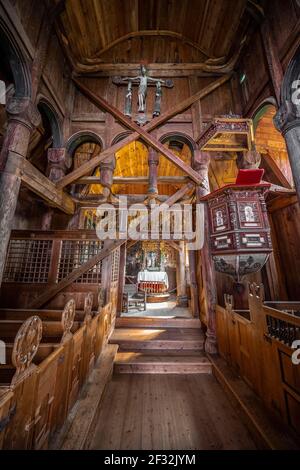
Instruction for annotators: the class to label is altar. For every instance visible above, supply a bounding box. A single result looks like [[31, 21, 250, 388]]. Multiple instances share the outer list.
[[137, 270, 169, 302]]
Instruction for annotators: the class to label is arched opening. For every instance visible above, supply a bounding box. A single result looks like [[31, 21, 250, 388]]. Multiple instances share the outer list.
[[254, 103, 293, 187]]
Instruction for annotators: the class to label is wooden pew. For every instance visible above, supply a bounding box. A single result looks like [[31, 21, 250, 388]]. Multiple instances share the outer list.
[[0, 291, 110, 449]]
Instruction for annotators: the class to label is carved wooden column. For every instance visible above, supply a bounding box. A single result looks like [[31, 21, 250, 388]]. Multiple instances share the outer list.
[[42, 148, 69, 229], [193, 150, 218, 354], [100, 155, 116, 200], [0, 97, 40, 284], [148, 147, 159, 197], [117, 243, 127, 316], [274, 102, 300, 203], [176, 240, 188, 307]]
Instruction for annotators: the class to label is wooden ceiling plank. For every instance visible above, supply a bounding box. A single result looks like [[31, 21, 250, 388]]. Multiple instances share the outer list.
[[56, 74, 231, 189]]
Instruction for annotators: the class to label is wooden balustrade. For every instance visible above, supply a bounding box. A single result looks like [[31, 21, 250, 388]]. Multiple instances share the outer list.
[[0, 230, 104, 309], [216, 284, 300, 438], [0, 292, 114, 449]]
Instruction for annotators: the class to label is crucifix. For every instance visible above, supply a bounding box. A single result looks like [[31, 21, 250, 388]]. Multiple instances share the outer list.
[[113, 64, 173, 124]]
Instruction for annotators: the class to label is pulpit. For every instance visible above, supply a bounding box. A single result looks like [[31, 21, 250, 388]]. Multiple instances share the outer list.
[[200, 169, 273, 282]]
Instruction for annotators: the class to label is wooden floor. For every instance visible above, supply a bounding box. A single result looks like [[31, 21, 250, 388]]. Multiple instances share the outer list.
[[88, 373, 257, 450]]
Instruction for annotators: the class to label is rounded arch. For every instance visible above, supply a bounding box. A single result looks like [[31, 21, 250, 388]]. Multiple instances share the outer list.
[[252, 98, 277, 131], [37, 98, 63, 148], [65, 131, 104, 156], [0, 17, 31, 98], [159, 132, 197, 154], [281, 44, 300, 103], [111, 131, 132, 146]]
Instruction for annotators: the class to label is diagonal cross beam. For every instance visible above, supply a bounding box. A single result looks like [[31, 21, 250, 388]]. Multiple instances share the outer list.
[[29, 239, 126, 309], [71, 78, 201, 184], [57, 74, 231, 189]]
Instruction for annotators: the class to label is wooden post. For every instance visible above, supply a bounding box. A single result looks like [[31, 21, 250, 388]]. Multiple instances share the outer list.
[[193, 150, 218, 354], [148, 147, 159, 197], [176, 241, 188, 307], [101, 240, 113, 304], [117, 243, 127, 316], [0, 97, 40, 285], [100, 155, 116, 200], [42, 148, 68, 229], [188, 249, 200, 318]]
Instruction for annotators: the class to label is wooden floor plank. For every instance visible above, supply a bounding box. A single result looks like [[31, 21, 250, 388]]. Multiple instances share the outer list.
[[88, 374, 257, 450]]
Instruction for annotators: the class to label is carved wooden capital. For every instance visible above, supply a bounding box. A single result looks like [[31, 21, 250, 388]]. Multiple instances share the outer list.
[[47, 148, 70, 182], [274, 100, 300, 134], [6, 96, 41, 130], [192, 150, 210, 173]]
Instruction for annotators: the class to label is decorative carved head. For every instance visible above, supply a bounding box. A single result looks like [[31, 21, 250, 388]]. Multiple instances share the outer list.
[[12, 316, 43, 383], [224, 294, 233, 312], [248, 282, 265, 302], [61, 298, 76, 342]]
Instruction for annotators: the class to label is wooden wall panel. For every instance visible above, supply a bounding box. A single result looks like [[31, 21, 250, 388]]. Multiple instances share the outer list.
[[43, 34, 68, 113], [272, 203, 300, 300], [239, 28, 269, 113], [266, 0, 300, 56], [13, 0, 46, 49], [200, 81, 233, 116], [72, 78, 109, 116]]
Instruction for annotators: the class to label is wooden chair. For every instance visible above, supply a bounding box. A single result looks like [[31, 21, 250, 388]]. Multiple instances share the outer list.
[[122, 284, 146, 313]]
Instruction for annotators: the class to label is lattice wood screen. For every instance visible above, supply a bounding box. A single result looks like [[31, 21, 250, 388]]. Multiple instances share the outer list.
[[111, 247, 120, 283], [57, 240, 103, 283], [3, 239, 52, 283]]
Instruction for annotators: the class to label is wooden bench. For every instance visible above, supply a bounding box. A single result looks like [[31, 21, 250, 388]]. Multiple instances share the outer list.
[[122, 284, 146, 313]]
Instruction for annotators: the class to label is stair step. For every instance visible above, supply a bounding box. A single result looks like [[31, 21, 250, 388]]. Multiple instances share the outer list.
[[110, 327, 204, 351], [116, 317, 202, 329], [114, 352, 212, 374]]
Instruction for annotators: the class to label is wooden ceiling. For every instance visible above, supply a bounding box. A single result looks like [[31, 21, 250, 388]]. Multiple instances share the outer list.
[[55, 0, 249, 66]]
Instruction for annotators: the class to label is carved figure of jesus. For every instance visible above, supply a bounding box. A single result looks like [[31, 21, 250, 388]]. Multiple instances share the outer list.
[[122, 65, 165, 113]]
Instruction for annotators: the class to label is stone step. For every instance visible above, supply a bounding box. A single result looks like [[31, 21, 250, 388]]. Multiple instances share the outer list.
[[116, 317, 202, 329], [114, 351, 212, 374]]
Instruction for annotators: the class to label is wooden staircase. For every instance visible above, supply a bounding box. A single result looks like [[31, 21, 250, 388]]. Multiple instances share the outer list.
[[110, 317, 211, 374]]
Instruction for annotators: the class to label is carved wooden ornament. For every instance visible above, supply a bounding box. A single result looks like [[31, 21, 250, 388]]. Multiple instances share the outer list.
[[12, 315, 43, 382], [84, 292, 94, 324], [61, 298, 76, 342]]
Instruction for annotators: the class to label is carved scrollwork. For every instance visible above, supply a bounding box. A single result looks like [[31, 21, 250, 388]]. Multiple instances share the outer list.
[[11, 316, 43, 383], [61, 298, 76, 342], [84, 292, 94, 324]]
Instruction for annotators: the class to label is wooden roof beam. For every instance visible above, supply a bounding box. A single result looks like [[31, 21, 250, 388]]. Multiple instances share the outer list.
[[56, 74, 231, 189], [5, 153, 75, 215]]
